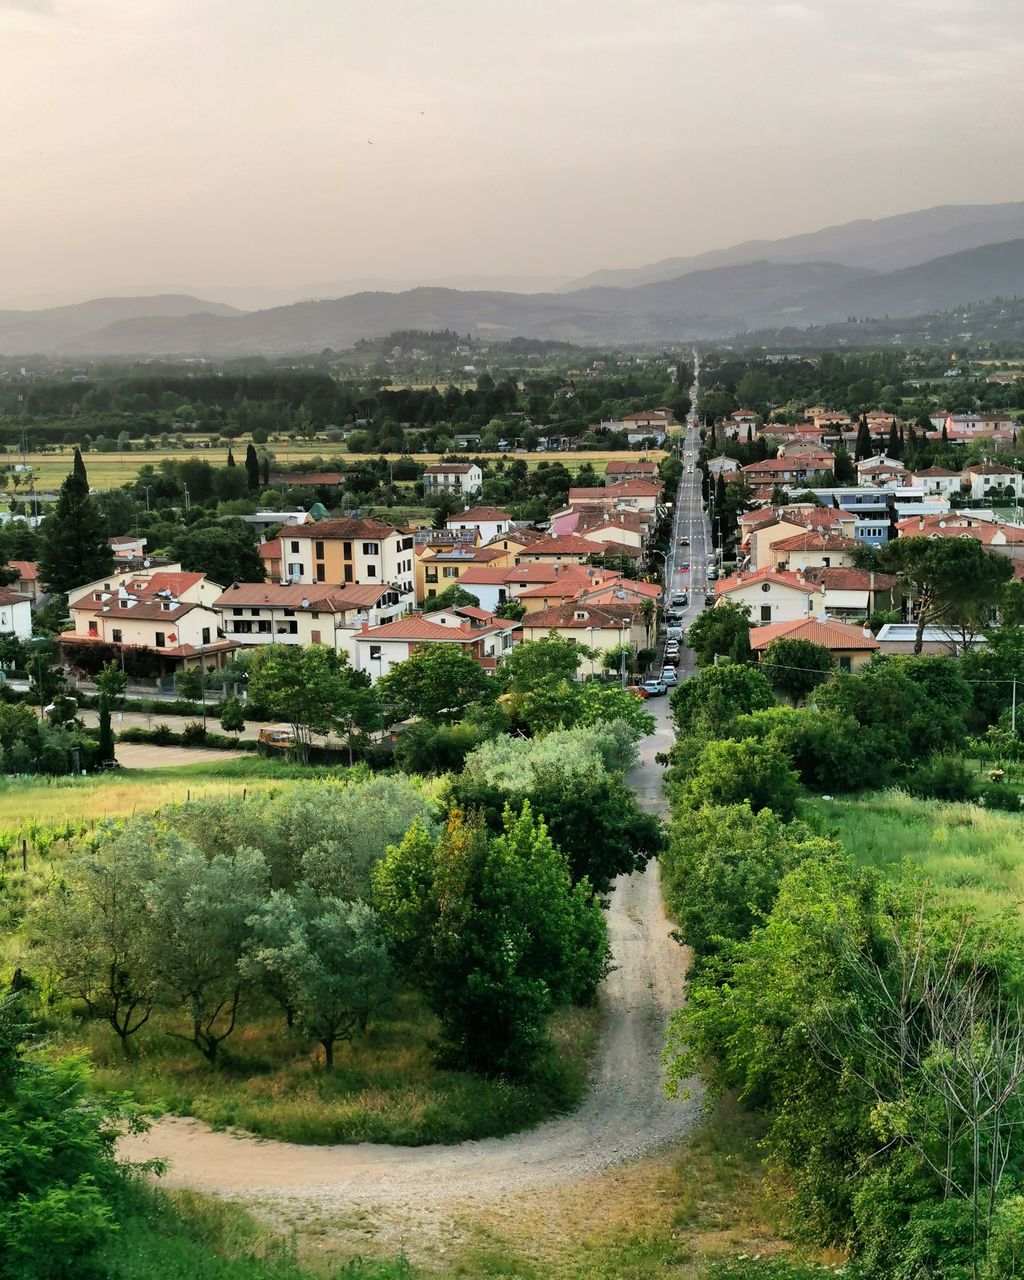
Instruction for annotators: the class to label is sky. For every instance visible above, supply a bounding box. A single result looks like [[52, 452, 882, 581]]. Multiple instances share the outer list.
[[2, 0, 1024, 306]]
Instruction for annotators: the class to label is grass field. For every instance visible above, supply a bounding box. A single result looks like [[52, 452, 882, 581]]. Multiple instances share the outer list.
[[811, 790, 1024, 918], [12, 446, 666, 492]]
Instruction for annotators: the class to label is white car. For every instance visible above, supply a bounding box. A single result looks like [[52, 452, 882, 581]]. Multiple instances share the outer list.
[[661, 669, 679, 686], [666, 625, 683, 640]]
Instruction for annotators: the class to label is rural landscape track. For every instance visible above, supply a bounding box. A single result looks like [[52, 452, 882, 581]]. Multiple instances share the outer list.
[[119, 699, 700, 1214]]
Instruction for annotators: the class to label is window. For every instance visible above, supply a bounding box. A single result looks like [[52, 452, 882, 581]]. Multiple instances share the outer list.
[[232, 607, 243, 616], [283, 608, 295, 617], [250, 608, 261, 616], [822, 557, 831, 567], [425, 569, 438, 583], [202, 627, 211, 645], [290, 540, 300, 553], [311, 630, 321, 644], [111, 629, 122, 643], [257, 621, 271, 634], [343, 541, 352, 559], [366, 565, 377, 578], [88, 621, 98, 636], [155, 631, 166, 647], [343, 564, 353, 583], [316, 564, 325, 582], [362, 542, 379, 555], [839, 656, 852, 673], [315, 540, 324, 558], [443, 567, 458, 579], [234, 620, 253, 634], [369, 644, 381, 660]]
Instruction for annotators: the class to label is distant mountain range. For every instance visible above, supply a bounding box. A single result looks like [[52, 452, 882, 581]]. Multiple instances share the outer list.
[[5, 203, 1024, 356]]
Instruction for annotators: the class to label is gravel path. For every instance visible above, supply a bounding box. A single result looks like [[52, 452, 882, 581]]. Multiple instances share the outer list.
[[118, 689, 698, 1214]]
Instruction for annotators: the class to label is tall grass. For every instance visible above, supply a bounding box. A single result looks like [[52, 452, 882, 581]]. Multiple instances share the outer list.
[[810, 790, 1024, 917]]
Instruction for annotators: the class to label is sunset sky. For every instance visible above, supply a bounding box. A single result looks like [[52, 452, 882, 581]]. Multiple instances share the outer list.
[[3, 0, 1023, 305]]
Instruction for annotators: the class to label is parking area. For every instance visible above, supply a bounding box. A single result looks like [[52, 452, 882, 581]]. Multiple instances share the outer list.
[[113, 744, 249, 769]]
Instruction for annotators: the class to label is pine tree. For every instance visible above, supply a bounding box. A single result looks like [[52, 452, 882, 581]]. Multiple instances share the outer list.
[[245, 444, 260, 491], [854, 416, 872, 462], [38, 449, 112, 595]]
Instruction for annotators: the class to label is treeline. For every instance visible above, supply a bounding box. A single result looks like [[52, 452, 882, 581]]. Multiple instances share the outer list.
[[660, 658, 1024, 1277]]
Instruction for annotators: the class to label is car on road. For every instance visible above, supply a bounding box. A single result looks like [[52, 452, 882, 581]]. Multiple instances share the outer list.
[[671, 592, 686, 606], [661, 669, 678, 686], [706, 565, 718, 579], [678, 536, 689, 545], [680, 562, 690, 573], [666, 625, 683, 640], [664, 645, 680, 661], [640, 680, 668, 697], [704, 591, 716, 606]]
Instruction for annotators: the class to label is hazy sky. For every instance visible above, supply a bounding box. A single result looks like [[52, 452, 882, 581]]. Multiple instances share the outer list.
[[3, 0, 1024, 305]]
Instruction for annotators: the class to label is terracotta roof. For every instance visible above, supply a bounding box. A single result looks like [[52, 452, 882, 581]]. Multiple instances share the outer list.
[[716, 568, 818, 596], [912, 467, 960, 478], [0, 589, 30, 607], [356, 615, 497, 643], [110, 535, 144, 546], [520, 535, 598, 556], [297, 518, 401, 540], [134, 571, 207, 596], [424, 463, 477, 475], [604, 459, 657, 474], [965, 463, 1023, 476], [803, 567, 897, 592], [523, 602, 635, 630], [459, 566, 515, 585], [742, 457, 827, 474], [213, 582, 395, 610], [749, 617, 880, 652], [606, 480, 663, 496], [6, 560, 37, 580], [259, 539, 282, 559], [780, 506, 848, 529], [276, 472, 344, 486], [771, 531, 859, 553], [446, 507, 512, 522], [96, 600, 198, 622]]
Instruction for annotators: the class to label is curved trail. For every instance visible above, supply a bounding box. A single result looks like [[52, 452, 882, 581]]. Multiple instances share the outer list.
[[120, 439, 707, 1213]]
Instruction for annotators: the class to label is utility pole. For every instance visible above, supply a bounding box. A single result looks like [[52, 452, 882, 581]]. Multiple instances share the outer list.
[[1013, 677, 1017, 737]]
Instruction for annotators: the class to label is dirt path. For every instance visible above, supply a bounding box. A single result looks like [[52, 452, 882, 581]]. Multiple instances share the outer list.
[[119, 698, 698, 1217]]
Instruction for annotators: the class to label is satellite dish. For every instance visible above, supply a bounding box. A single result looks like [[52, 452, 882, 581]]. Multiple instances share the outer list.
[[301, 598, 310, 609], [939, 520, 947, 528]]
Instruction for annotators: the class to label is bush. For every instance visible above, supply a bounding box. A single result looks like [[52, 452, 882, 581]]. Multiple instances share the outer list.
[[180, 721, 207, 747], [904, 755, 977, 802], [979, 784, 1024, 812], [117, 726, 256, 752]]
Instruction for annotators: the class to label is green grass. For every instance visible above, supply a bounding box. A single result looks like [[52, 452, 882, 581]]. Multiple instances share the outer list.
[[68, 999, 599, 1147], [809, 790, 1024, 918], [102, 1183, 413, 1279]]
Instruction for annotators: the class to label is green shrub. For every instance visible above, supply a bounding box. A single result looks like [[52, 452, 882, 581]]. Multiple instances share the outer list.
[[979, 783, 1024, 812], [180, 721, 207, 747], [904, 755, 977, 802]]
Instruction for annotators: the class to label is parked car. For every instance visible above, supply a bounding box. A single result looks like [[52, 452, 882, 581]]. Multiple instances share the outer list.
[[680, 562, 690, 572], [640, 680, 668, 697], [666, 625, 683, 640], [664, 644, 680, 660], [661, 669, 679, 686]]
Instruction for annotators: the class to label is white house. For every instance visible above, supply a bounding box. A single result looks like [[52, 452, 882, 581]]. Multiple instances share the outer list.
[[0, 590, 33, 642], [965, 462, 1024, 501], [911, 467, 962, 499], [715, 568, 818, 626], [352, 607, 517, 681], [423, 462, 483, 496], [445, 506, 513, 544]]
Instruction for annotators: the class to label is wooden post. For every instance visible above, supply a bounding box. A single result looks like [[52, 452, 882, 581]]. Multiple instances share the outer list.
[[21, 839, 27, 873]]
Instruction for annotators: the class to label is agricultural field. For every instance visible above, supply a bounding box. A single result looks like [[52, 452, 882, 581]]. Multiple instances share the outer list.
[[6, 445, 666, 492], [812, 789, 1024, 919]]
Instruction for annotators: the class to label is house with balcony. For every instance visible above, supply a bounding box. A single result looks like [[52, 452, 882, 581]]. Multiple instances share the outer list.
[[416, 544, 507, 604], [604, 459, 659, 483], [444, 506, 513, 543], [911, 467, 962, 499], [279, 519, 416, 597], [770, 530, 859, 572], [965, 462, 1024, 502], [422, 462, 483, 496], [212, 581, 411, 662], [352, 606, 518, 681], [60, 571, 233, 676]]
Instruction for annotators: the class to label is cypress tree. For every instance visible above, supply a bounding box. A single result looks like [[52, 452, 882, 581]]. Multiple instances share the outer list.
[[886, 420, 901, 459], [38, 449, 112, 595], [96, 694, 115, 763], [261, 455, 270, 486], [854, 415, 872, 462], [226, 447, 236, 467], [245, 444, 260, 491]]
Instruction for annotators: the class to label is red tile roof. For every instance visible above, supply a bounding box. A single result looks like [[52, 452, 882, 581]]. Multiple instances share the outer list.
[[424, 463, 477, 475], [523, 602, 635, 630], [259, 538, 282, 559], [803, 567, 897, 592], [771, 531, 859, 553], [716, 568, 817, 596], [297, 518, 401, 540], [749, 617, 879, 651], [213, 582, 395, 610], [446, 507, 512, 522], [521, 535, 600, 556], [276, 472, 344, 486], [6, 560, 37, 580], [357, 615, 498, 643]]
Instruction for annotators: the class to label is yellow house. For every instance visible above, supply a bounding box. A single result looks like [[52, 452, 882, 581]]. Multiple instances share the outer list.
[[748, 616, 879, 674], [519, 601, 643, 677], [284, 519, 416, 597]]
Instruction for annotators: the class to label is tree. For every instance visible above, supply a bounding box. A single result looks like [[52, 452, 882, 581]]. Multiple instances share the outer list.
[[661, 803, 840, 963], [686, 601, 752, 667], [219, 695, 245, 739], [243, 890, 394, 1067], [248, 644, 375, 761], [428, 582, 481, 611], [226, 446, 236, 467], [878, 537, 1012, 654], [0, 993, 129, 1277], [682, 736, 801, 820], [494, 598, 526, 621], [36, 828, 158, 1055], [759, 637, 837, 703], [831, 443, 855, 484], [378, 644, 491, 725], [175, 665, 204, 704], [94, 660, 127, 706], [374, 804, 609, 1076], [670, 661, 774, 738], [146, 838, 268, 1065], [96, 697, 115, 763], [170, 522, 264, 585], [37, 449, 111, 595], [244, 443, 260, 491], [854, 415, 872, 462]]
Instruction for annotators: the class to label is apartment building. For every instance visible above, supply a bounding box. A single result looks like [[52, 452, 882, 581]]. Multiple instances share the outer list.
[[280, 519, 416, 596]]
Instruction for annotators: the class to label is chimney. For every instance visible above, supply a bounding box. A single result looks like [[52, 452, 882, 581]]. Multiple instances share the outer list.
[[360, 621, 369, 634]]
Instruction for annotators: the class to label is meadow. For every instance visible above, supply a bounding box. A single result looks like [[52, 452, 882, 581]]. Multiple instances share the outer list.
[[810, 789, 1024, 918]]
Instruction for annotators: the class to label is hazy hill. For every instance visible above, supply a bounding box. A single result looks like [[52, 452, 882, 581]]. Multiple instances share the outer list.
[[563, 202, 1024, 290], [0, 295, 242, 355], [6, 238, 1024, 356]]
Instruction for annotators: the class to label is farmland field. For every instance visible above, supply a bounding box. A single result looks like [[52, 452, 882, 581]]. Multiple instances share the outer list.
[[6, 445, 666, 492]]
